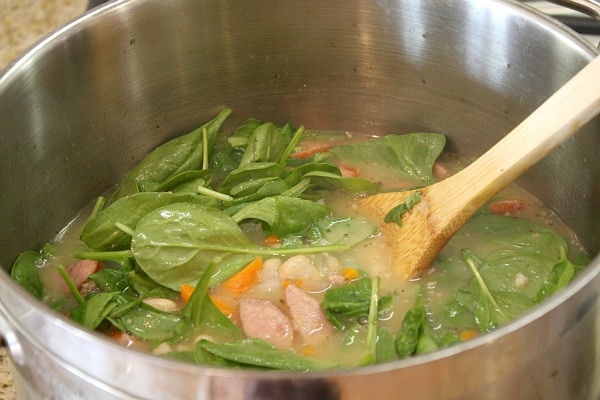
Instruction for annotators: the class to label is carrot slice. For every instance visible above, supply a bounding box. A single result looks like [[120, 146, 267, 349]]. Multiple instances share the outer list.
[[265, 234, 281, 245], [341, 267, 360, 281], [209, 294, 234, 318], [222, 257, 263, 294], [459, 329, 479, 341], [180, 283, 195, 305]]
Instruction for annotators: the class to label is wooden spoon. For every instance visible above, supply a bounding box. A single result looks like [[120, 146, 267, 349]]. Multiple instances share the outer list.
[[358, 55, 600, 280]]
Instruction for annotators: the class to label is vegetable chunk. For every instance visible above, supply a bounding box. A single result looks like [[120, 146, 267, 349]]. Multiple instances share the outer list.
[[239, 298, 294, 350]]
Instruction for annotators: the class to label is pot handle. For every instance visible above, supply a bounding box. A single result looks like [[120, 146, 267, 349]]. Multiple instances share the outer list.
[[526, 0, 600, 21]]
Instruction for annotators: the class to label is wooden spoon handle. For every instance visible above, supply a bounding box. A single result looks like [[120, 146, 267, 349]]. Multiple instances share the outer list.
[[436, 55, 600, 223]]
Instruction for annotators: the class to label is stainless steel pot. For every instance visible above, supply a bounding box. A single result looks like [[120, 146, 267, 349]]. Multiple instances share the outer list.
[[0, 0, 598, 399]]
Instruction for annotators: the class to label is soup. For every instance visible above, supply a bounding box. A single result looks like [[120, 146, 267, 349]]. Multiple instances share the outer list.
[[10, 108, 588, 370]]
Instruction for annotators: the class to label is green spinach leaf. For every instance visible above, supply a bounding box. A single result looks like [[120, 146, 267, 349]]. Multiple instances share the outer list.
[[330, 133, 446, 185], [131, 203, 349, 290], [384, 191, 422, 226], [10, 251, 44, 300], [231, 196, 330, 237], [131, 203, 259, 290], [116, 304, 182, 341], [536, 247, 576, 302], [70, 292, 121, 329], [109, 108, 232, 202], [311, 216, 378, 247], [303, 170, 381, 194], [154, 170, 213, 193], [81, 192, 219, 251], [219, 162, 287, 194], [239, 122, 288, 166], [395, 288, 426, 357], [197, 338, 335, 371]]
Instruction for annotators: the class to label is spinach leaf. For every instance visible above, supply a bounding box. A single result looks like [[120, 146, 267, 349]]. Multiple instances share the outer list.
[[454, 249, 535, 332], [536, 247, 576, 302], [311, 216, 378, 247], [330, 133, 446, 185], [230, 118, 263, 140], [447, 214, 569, 261], [116, 304, 182, 341], [10, 251, 44, 299], [89, 267, 131, 293], [395, 287, 454, 357], [479, 250, 561, 300], [70, 292, 121, 329], [131, 203, 259, 290], [231, 196, 330, 237], [219, 162, 287, 194], [384, 191, 422, 226], [375, 328, 398, 363], [239, 122, 288, 166], [284, 162, 341, 187], [303, 170, 381, 194], [197, 338, 335, 371], [175, 259, 243, 343], [131, 203, 349, 290], [322, 277, 391, 330], [81, 192, 219, 251], [109, 108, 232, 202], [323, 278, 372, 329], [395, 288, 426, 357], [227, 178, 290, 206], [154, 170, 213, 193]]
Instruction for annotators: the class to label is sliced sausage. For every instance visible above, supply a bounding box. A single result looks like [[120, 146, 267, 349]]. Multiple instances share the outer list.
[[239, 298, 294, 350], [285, 284, 332, 346], [65, 259, 103, 289], [489, 199, 526, 216]]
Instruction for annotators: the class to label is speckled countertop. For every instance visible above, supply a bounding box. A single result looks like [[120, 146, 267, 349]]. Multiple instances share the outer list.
[[0, 1, 88, 397]]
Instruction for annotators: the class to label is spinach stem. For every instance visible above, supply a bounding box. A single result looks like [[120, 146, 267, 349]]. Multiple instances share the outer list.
[[114, 222, 136, 237], [366, 275, 380, 356], [56, 264, 85, 305], [202, 126, 209, 171], [196, 186, 234, 202], [86, 196, 106, 223], [278, 126, 305, 166], [462, 249, 509, 321], [74, 250, 133, 261], [150, 243, 350, 256], [281, 178, 311, 197]]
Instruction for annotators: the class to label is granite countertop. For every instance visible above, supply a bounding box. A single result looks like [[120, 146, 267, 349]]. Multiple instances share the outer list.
[[0, 1, 89, 397]]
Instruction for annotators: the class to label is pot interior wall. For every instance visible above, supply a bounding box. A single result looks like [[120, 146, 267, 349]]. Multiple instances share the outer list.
[[1, 0, 599, 267]]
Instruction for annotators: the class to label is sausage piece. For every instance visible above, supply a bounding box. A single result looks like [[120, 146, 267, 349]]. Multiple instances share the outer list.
[[285, 284, 332, 346], [239, 298, 294, 350]]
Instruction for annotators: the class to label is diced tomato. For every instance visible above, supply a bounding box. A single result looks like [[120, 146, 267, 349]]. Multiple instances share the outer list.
[[488, 199, 525, 215]]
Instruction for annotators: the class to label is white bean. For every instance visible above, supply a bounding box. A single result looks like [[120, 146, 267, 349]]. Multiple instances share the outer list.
[[278, 255, 321, 281], [143, 297, 178, 312]]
